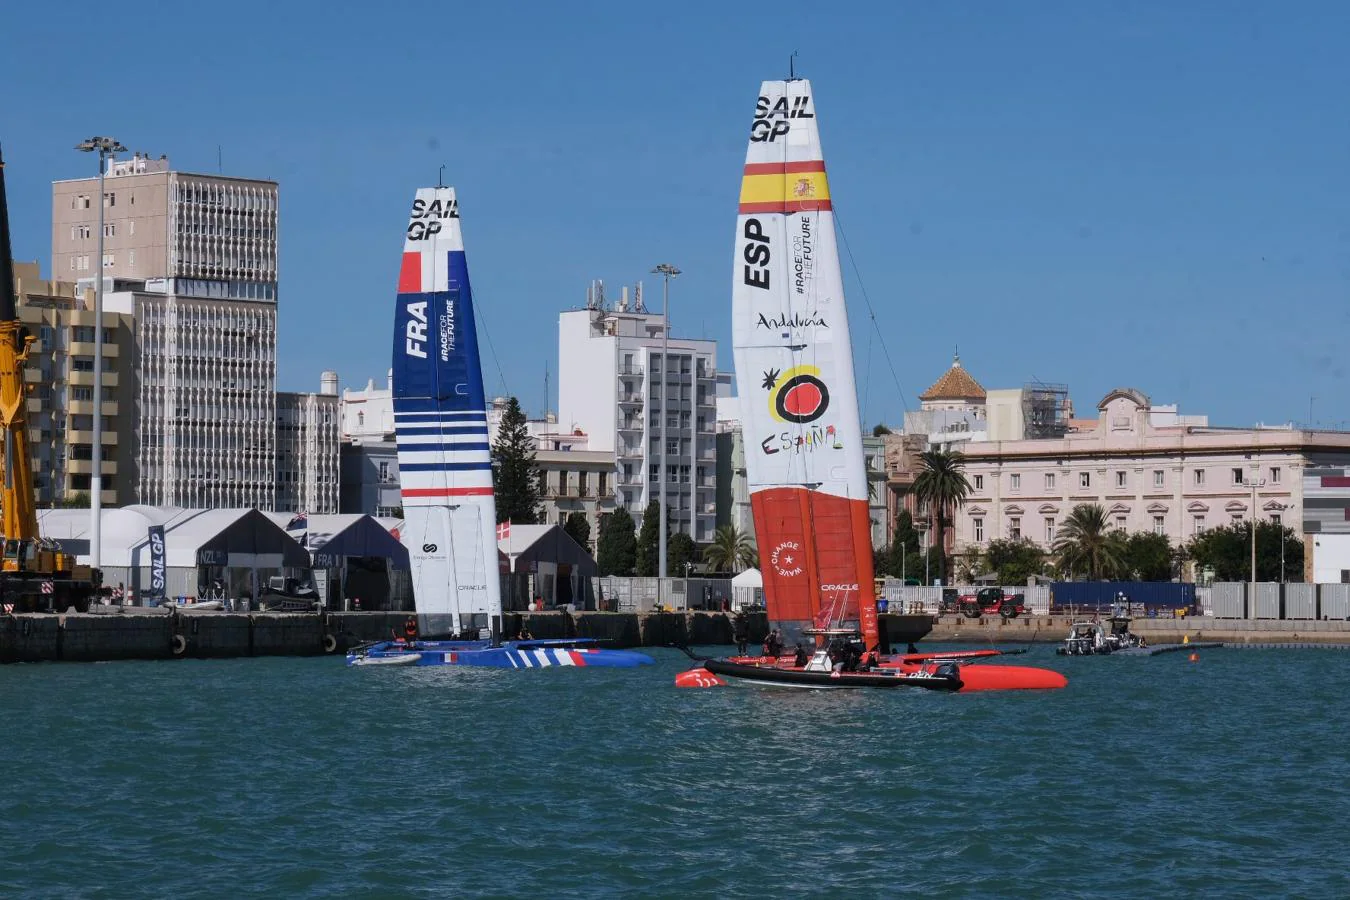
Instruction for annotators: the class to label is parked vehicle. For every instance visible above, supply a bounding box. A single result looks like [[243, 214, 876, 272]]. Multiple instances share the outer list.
[[944, 586, 1027, 620]]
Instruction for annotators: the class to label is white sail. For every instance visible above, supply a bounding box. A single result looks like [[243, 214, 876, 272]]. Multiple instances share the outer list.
[[391, 188, 501, 636], [730, 79, 877, 642]]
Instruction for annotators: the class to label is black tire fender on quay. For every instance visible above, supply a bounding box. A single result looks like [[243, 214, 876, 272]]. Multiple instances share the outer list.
[[322, 633, 338, 654], [171, 634, 187, 656]]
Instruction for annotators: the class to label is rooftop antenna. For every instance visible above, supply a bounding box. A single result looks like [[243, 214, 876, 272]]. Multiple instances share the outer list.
[[437, 165, 446, 189], [789, 50, 799, 81]]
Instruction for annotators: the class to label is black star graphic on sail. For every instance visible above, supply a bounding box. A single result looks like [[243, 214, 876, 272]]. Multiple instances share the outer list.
[[761, 368, 780, 391]]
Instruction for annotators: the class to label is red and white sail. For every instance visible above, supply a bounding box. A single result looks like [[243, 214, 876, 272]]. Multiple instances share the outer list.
[[731, 79, 877, 647]]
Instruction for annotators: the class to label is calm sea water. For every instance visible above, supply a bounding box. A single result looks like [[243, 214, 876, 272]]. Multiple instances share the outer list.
[[2, 646, 1348, 898]]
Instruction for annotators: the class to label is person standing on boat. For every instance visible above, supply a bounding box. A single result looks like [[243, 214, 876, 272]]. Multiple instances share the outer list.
[[733, 613, 749, 656], [793, 643, 808, 667], [764, 627, 784, 659]]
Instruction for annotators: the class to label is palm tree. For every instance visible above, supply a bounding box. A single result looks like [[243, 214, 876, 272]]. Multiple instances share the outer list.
[[911, 450, 972, 584], [1052, 503, 1125, 580], [703, 524, 757, 573]]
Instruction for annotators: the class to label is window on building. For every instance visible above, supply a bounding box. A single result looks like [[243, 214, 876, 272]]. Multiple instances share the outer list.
[[973, 474, 984, 491], [129, 220, 135, 235], [1115, 515, 1127, 530], [1079, 472, 1090, 489], [103, 253, 114, 269], [1008, 517, 1021, 540], [1153, 515, 1165, 535], [1271, 513, 1281, 525], [1194, 469, 1205, 486], [103, 192, 115, 207], [129, 249, 135, 267], [1010, 473, 1020, 491], [599, 472, 608, 495], [971, 517, 984, 542], [1115, 471, 1127, 488], [1232, 514, 1243, 524], [103, 223, 115, 237], [71, 386, 93, 402], [1231, 467, 1244, 485], [378, 461, 390, 482], [1194, 516, 1206, 535], [70, 257, 76, 271], [1270, 466, 1282, 484], [1153, 470, 1164, 488], [666, 439, 679, 455], [1044, 517, 1055, 542], [578, 472, 589, 496], [1045, 473, 1055, 490]]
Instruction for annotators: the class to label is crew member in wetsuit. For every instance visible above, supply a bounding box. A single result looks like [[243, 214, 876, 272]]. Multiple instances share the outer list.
[[399, 616, 418, 645], [764, 627, 784, 659], [793, 643, 809, 667]]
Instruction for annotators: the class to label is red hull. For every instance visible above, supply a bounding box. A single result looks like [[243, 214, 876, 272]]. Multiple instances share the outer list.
[[719, 654, 1067, 692]]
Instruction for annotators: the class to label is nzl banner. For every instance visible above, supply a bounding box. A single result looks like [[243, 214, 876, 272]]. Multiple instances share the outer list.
[[147, 525, 167, 599]]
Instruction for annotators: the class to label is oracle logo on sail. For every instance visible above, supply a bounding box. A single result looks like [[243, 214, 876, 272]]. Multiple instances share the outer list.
[[750, 94, 814, 142], [821, 583, 859, 592], [407, 195, 458, 240], [771, 541, 804, 578]]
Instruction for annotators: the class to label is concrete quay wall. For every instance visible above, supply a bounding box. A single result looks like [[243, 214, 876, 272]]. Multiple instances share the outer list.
[[0, 610, 767, 664], [926, 614, 1350, 646]]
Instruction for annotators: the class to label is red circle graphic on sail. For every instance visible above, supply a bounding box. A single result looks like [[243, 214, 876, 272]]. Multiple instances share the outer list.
[[774, 373, 830, 424]]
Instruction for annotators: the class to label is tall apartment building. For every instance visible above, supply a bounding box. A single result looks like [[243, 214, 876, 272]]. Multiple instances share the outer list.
[[276, 372, 341, 513], [53, 153, 286, 508], [11, 262, 136, 506], [557, 283, 718, 543]]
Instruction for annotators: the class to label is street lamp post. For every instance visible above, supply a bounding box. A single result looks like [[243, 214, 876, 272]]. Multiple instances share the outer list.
[[75, 136, 126, 569], [651, 263, 680, 603], [1249, 473, 1266, 606]]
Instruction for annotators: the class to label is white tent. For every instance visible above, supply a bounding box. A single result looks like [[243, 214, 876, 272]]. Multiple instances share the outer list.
[[731, 567, 763, 611]]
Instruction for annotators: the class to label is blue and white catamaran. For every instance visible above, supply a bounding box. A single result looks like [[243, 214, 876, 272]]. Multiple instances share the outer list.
[[347, 186, 650, 669]]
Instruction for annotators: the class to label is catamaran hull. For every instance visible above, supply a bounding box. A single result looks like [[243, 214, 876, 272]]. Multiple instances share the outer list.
[[347, 641, 653, 669], [700, 658, 1065, 692]]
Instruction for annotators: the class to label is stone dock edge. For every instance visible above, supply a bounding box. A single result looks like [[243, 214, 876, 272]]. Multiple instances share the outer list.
[[3, 610, 1350, 664]]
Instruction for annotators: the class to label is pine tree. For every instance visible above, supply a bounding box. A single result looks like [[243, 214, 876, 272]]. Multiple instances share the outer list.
[[668, 532, 700, 576], [636, 499, 662, 576], [596, 508, 637, 576], [563, 512, 592, 553], [491, 397, 541, 524]]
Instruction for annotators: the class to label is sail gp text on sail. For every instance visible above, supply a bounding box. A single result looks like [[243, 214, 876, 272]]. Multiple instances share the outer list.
[[750, 93, 815, 142], [401, 195, 460, 360]]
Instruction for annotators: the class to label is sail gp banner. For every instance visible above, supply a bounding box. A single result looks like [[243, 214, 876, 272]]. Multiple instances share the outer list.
[[392, 188, 487, 413], [147, 525, 166, 599]]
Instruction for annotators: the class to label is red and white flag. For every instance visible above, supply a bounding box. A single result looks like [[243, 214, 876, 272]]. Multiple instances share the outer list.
[[496, 520, 511, 541]]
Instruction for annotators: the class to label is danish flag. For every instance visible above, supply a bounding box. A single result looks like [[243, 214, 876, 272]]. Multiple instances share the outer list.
[[496, 520, 511, 541]]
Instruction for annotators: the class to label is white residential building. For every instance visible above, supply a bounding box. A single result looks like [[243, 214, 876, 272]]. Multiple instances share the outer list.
[[339, 372, 402, 517], [557, 285, 718, 542]]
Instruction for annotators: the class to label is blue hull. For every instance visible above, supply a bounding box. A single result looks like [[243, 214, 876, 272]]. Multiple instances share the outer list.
[[346, 639, 653, 669]]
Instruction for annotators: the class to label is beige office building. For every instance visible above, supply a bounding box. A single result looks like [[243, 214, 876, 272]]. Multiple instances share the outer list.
[[10, 262, 135, 507]]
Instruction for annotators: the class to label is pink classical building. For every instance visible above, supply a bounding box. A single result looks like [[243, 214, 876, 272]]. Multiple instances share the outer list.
[[952, 388, 1350, 580]]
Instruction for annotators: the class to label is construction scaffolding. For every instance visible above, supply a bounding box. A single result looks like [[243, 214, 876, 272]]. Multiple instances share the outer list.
[[1023, 382, 1071, 439]]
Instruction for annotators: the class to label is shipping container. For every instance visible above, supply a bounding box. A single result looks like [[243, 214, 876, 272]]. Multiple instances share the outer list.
[[1049, 581, 1197, 615], [1284, 583, 1317, 620], [1253, 582, 1280, 619], [1210, 583, 1246, 619], [1320, 584, 1350, 620]]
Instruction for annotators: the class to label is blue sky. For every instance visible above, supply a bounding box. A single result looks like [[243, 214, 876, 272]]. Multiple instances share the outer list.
[[3, 0, 1347, 429]]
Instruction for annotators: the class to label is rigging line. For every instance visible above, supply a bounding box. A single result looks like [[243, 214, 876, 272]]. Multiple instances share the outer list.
[[474, 298, 511, 399], [833, 208, 912, 416]]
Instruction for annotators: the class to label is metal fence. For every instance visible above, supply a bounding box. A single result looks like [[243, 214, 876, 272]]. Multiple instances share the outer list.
[[880, 584, 1052, 616], [591, 577, 735, 613]]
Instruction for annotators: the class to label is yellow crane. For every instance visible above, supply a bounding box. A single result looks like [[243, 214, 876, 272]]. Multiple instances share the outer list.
[[0, 147, 101, 611]]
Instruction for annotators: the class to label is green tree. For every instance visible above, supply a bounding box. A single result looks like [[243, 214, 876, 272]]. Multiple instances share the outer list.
[[596, 508, 637, 576], [490, 397, 541, 524], [635, 500, 662, 576], [872, 423, 893, 436], [885, 509, 925, 582], [55, 491, 90, 509], [984, 538, 1046, 585], [668, 532, 700, 576], [1188, 521, 1303, 582], [562, 512, 591, 553], [704, 523, 757, 573], [1052, 503, 1125, 580], [912, 450, 971, 585], [1119, 531, 1175, 581]]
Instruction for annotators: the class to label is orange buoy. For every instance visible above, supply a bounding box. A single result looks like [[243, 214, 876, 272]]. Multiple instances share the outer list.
[[1189, 652, 1199, 662], [674, 669, 726, 688]]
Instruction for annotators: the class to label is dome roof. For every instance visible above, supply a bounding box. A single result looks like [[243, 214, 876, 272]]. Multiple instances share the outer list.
[[919, 354, 986, 402]]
